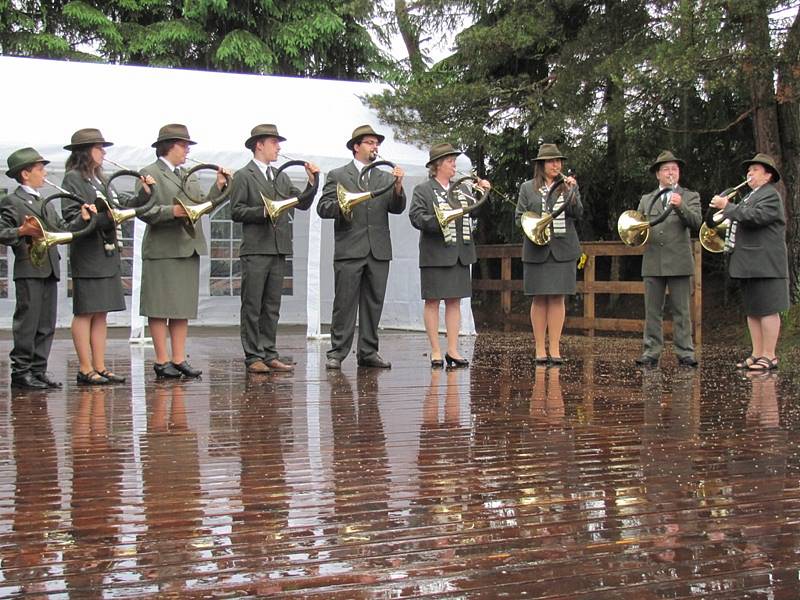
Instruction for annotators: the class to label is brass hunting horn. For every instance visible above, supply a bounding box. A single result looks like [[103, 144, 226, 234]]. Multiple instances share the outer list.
[[617, 184, 676, 247], [261, 159, 319, 223], [337, 160, 397, 220], [699, 178, 750, 253], [26, 193, 96, 268], [520, 174, 576, 245], [433, 175, 490, 235], [173, 163, 233, 237]]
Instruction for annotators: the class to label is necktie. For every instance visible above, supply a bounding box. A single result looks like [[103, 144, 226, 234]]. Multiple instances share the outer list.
[[362, 168, 370, 189], [173, 167, 181, 178], [266, 167, 274, 182]]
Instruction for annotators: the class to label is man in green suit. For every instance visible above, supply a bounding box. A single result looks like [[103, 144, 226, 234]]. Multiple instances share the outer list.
[[230, 124, 319, 374], [317, 125, 406, 369], [635, 151, 702, 367], [0, 148, 94, 388]]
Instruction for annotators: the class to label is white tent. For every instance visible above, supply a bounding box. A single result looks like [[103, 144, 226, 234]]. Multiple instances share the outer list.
[[0, 56, 476, 337]]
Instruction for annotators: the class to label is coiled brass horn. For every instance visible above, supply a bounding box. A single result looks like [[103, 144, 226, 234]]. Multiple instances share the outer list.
[[27, 192, 96, 268], [521, 175, 575, 245], [261, 159, 319, 223], [102, 169, 158, 225], [699, 178, 750, 253], [173, 163, 233, 237], [433, 175, 490, 235], [617, 186, 675, 247], [337, 160, 397, 220]]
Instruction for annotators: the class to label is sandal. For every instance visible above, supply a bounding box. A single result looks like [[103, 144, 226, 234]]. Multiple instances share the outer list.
[[77, 370, 110, 385], [97, 369, 126, 383], [535, 356, 549, 365], [736, 355, 756, 369], [769, 357, 779, 370], [747, 357, 772, 372]]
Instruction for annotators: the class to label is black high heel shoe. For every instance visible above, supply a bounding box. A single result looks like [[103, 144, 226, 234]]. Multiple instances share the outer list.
[[431, 358, 444, 368], [445, 353, 469, 368]]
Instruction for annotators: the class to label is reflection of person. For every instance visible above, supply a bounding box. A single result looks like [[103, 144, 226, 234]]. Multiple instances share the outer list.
[[409, 143, 490, 368], [417, 368, 470, 542], [635, 151, 701, 368], [140, 383, 203, 592], [328, 369, 391, 527], [65, 387, 123, 593], [710, 153, 789, 372], [61, 128, 154, 385], [230, 379, 290, 570], [230, 124, 319, 374], [139, 124, 228, 380], [640, 368, 698, 563], [530, 364, 565, 421], [746, 371, 780, 427], [317, 125, 406, 370], [0, 147, 93, 389], [4, 394, 60, 591], [515, 143, 582, 365]]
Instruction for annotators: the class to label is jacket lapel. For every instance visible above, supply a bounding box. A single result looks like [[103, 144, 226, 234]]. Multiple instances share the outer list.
[[13, 188, 47, 220], [247, 161, 272, 198]]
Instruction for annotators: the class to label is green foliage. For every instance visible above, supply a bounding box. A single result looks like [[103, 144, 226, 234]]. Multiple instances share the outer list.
[[0, 0, 389, 79]]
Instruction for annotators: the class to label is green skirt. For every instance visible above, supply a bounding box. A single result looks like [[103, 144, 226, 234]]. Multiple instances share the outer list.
[[140, 254, 200, 319]]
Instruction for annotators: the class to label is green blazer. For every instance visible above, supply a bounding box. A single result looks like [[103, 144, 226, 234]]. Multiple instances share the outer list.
[[408, 178, 478, 267], [722, 183, 788, 279], [229, 160, 317, 256], [316, 161, 406, 261], [637, 185, 702, 277], [0, 187, 84, 280], [138, 159, 222, 260]]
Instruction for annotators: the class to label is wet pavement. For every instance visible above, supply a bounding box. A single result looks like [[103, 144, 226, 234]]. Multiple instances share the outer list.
[[0, 331, 799, 598]]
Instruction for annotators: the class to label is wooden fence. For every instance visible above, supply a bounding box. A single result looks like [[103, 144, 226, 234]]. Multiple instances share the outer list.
[[474, 241, 703, 343]]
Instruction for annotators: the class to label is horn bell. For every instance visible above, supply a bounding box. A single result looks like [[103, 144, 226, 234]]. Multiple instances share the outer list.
[[109, 206, 138, 225], [261, 192, 300, 224], [337, 183, 372, 221], [27, 216, 75, 268], [617, 210, 650, 247], [174, 197, 214, 238], [699, 219, 729, 253], [433, 202, 466, 235], [521, 211, 554, 246]]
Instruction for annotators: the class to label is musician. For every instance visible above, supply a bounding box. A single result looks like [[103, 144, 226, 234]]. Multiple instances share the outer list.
[[317, 125, 406, 370], [710, 153, 789, 371], [514, 143, 582, 364], [138, 124, 228, 379], [635, 150, 701, 368], [230, 124, 319, 374], [409, 143, 490, 368], [0, 148, 93, 389], [61, 128, 154, 385]]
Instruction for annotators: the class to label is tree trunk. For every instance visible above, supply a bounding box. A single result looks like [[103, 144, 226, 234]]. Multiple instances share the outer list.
[[394, 0, 425, 75], [777, 10, 800, 302]]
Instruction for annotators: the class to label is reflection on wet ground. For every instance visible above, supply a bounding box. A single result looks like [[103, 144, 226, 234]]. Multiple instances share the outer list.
[[1, 332, 799, 598]]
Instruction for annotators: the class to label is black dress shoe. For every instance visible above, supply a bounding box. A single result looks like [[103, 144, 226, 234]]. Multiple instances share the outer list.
[[34, 372, 62, 388], [678, 356, 699, 368], [357, 355, 391, 368], [97, 369, 126, 383], [325, 357, 342, 370], [445, 353, 469, 368], [11, 372, 49, 389], [153, 362, 182, 379], [172, 361, 202, 378], [635, 356, 659, 367], [77, 370, 110, 386]]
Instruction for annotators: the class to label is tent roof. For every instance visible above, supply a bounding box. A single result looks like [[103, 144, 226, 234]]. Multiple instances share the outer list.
[[0, 56, 429, 173]]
